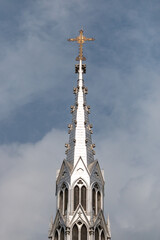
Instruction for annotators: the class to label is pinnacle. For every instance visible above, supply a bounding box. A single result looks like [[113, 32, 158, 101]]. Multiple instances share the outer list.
[[65, 60, 95, 166]]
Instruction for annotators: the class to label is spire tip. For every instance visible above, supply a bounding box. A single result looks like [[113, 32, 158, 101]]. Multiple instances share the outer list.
[[68, 29, 94, 61]]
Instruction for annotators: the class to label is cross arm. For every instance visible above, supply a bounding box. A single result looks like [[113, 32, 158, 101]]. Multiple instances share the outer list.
[[83, 37, 95, 42], [68, 38, 78, 42]]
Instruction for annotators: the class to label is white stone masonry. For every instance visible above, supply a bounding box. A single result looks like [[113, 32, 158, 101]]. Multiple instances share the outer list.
[[74, 60, 87, 166]]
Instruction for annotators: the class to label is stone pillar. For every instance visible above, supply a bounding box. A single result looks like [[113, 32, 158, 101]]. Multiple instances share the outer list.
[[65, 227, 70, 240], [89, 227, 94, 240]]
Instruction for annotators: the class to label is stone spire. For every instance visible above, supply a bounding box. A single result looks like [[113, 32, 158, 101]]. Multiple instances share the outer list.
[[48, 30, 111, 240], [66, 30, 95, 166]]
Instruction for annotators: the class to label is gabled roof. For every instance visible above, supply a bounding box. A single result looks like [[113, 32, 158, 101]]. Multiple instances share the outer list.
[[70, 204, 90, 227], [92, 210, 111, 238], [65, 160, 73, 172], [48, 210, 65, 238], [94, 210, 107, 226], [89, 160, 105, 184], [71, 156, 90, 176], [56, 159, 72, 186], [88, 160, 97, 173]]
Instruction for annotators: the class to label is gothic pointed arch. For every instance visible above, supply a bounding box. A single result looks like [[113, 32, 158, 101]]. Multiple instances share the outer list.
[[81, 224, 87, 240], [72, 224, 78, 240], [54, 230, 58, 240], [97, 191, 101, 213], [59, 190, 63, 213], [95, 227, 99, 240], [101, 230, 105, 240], [64, 188, 68, 213], [60, 228, 64, 240], [81, 185, 86, 211], [74, 185, 79, 210], [58, 182, 68, 215], [92, 188, 96, 214], [92, 182, 102, 215], [73, 179, 87, 211]]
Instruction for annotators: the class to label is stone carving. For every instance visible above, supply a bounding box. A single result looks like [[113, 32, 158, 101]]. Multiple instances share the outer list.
[[82, 64, 86, 73], [91, 143, 96, 149], [89, 227, 94, 235], [62, 183, 66, 189], [94, 171, 99, 177], [75, 64, 79, 73], [92, 150, 96, 155], [68, 124, 73, 134], [82, 86, 88, 94], [70, 105, 75, 113], [94, 183, 99, 189], [73, 87, 79, 94], [85, 105, 90, 114], [78, 211, 82, 216], [77, 179, 83, 184], [87, 124, 93, 134], [62, 171, 66, 177], [65, 227, 70, 235], [74, 120, 77, 126], [65, 143, 70, 154], [77, 221, 82, 225], [75, 64, 86, 74]]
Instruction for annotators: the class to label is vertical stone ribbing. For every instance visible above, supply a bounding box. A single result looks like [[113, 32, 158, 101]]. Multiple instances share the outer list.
[[84, 92, 95, 165], [66, 60, 94, 166], [74, 60, 87, 165]]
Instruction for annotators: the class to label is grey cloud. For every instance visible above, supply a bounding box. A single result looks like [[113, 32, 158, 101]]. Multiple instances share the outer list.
[[0, 129, 67, 240], [95, 86, 160, 239]]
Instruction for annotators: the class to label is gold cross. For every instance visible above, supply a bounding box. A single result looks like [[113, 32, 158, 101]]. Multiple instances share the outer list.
[[68, 29, 94, 61]]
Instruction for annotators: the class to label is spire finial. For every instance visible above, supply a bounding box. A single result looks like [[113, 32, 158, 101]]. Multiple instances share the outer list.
[[68, 29, 94, 61]]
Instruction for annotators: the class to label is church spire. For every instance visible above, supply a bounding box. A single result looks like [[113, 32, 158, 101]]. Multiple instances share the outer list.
[[48, 30, 111, 240], [66, 30, 95, 166]]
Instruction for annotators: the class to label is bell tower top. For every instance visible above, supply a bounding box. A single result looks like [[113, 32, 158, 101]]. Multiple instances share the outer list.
[[68, 29, 94, 61]]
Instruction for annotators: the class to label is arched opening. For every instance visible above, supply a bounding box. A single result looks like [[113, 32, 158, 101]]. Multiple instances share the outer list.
[[81, 186, 86, 211], [74, 185, 79, 210], [92, 188, 96, 214], [101, 230, 105, 240], [97, 191, 101, 213], [59, 190, 63, 212], [64, 188, 68, 213], [60, 228, 64, 240], [81, 224, 87, 240], [72, 224, 78, 240], [95, 227, 99, 240], [54, 230, 58, 240]]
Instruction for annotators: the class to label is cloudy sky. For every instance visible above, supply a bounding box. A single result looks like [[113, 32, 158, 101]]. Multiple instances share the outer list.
[[0, 0, 160, 239]]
